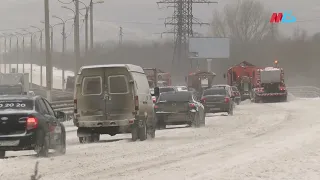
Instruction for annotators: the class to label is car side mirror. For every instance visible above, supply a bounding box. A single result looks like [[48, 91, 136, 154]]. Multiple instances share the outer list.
[[56, 111, 66, 121], [154, 87, 160, 97]]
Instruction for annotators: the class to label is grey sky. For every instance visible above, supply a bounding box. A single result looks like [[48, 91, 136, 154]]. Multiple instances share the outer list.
[[0, 0, 319, 48]]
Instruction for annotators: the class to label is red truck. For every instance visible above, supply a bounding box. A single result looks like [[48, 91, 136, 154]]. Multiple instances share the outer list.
[[225, 61, 259, 100], [143, 68, 171, 88]]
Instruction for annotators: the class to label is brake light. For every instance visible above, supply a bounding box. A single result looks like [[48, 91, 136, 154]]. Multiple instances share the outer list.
[[134, 96, 139, 110], [152, 97, 156, 103], [224, 97, 230, 103], [189, 103, 195, 108], [154, 105, 159, 109], [279, 87, 286, 91], [256, 88, 264, 92], [200, 97, 206, 103], [26, 117, 38, 130], [74, 99, 77, 113]]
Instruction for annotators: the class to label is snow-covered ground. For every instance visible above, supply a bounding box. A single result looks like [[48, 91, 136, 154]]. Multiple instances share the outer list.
[[0, 64, 74, 89], [1, 98, 319, 180]]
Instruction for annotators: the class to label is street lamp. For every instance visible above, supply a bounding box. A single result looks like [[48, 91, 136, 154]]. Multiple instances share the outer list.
[[52, 15, 74, 90], [10, 33, 19, 73], [0, 34, 4, 72], [22, 29, 37, 86], [79, 1, 89, 54], [15, 32, 28, 73], [40, 21, 63, 53], [30, 25, 44, 87], [61, 5, 79, 73], [89, 0, 104, 49], [3, 33, 13, 72]]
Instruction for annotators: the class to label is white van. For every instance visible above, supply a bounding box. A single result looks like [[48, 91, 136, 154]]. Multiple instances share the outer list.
[[73, 64, 156, 143]]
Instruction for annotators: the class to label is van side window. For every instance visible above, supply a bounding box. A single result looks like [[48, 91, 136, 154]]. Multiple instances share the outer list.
[[108, 75, 129, 94], [82, 76, 102, 95]]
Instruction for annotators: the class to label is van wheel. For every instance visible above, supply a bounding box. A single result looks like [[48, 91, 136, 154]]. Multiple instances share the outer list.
[[0, 151, 5, 159], [139, 120, 147, 141], [131, 124, 139, 142]]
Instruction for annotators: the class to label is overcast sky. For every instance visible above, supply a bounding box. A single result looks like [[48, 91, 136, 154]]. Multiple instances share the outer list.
[[0, 0, 319, 49]]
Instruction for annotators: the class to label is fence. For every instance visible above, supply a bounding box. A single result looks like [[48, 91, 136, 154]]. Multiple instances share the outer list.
[[286, 86, 320, 98], [51, 100, 73, 121]]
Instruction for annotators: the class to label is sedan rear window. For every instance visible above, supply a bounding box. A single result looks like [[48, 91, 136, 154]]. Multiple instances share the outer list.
[[232, 87, 238, 91], [203, 89, 226, 96], [160, 88, 175, 93], [0, 99, 33, 110], [159, 92, 192, 102]]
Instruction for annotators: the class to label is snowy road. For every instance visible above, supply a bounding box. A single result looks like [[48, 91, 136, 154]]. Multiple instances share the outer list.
[[1, 99, 320, 180]]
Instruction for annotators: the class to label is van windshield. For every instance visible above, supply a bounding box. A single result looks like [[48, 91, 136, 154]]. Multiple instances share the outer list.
[[82, 76, 102, 95]]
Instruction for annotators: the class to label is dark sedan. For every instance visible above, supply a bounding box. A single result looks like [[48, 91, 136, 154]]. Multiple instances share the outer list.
[[0, 95, 66, 158], [154, 91, 205, 129], [200, 88, 234, 115]]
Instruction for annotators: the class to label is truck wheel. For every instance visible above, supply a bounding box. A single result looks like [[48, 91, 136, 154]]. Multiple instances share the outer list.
[[192, 113, 201, 128], [138, 119, 147, 141], [131, 123, 139, 142], [0, 151, 5, 159]]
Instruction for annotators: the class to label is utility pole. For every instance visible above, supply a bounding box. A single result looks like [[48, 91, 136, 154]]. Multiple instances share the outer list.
[[50, 29, 53, 53], [62, 23, 66, 90], [0, 37, 2, 72], [44, 0, 52, 101], [89, 0, 94, 49], [15, 35, 19, 72], [9, 36, 11, 72], [39, 32, 43, 87], [22, 37, 25, 73], [74, 0, 80, 73], [119, 26, 123, 45], [85, 7, 89, 54]]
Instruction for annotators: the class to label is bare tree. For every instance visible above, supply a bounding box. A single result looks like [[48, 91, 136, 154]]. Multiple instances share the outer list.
[[211, 0, 272, 42], [292, 26, 307, 41]]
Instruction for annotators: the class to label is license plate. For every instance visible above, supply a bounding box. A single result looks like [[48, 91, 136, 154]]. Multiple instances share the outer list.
[[54, 126, 61, 133], [210, 108, 220, 111], [0, 140, 19, 146]]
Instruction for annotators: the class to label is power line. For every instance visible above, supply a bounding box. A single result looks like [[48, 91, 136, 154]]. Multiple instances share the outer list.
[[96, 20, 164, 25], [157, 0, 217, 66]]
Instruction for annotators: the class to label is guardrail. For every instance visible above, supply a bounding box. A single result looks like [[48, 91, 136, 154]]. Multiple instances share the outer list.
[[51, 100, 73, 121], [287, 86, 320, 98]]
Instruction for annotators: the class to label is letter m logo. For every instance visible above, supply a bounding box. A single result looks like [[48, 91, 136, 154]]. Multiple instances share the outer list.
[[270, 13, 283, 23]]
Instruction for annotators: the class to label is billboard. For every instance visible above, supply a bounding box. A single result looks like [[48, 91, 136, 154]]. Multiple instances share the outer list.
[[188, 37, 230, 59]]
